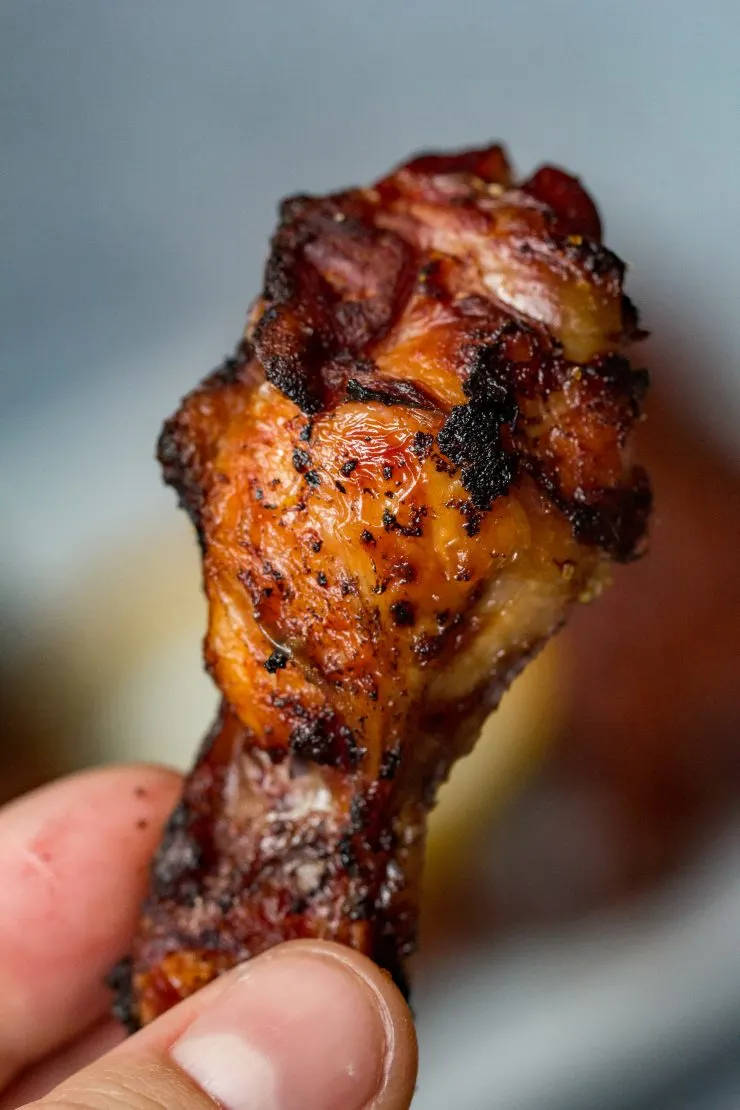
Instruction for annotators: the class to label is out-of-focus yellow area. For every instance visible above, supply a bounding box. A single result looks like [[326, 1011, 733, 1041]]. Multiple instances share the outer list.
[[424, 642, 559, 900]]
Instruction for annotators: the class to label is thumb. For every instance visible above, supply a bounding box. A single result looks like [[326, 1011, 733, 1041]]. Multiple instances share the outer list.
[[25, 941, 417, 1110]]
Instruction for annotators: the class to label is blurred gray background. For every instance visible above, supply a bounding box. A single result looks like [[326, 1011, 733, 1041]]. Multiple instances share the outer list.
[[2, 2, 739, 1108]]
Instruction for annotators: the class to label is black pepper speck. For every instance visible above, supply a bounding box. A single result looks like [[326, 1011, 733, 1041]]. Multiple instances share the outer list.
[[265, 648, 289, 673], [292, 447, 311, 473], [390, 599, 415, 627]]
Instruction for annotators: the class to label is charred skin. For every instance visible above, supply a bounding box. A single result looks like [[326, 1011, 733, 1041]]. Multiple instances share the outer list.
[[115, 144, 651, 1030]]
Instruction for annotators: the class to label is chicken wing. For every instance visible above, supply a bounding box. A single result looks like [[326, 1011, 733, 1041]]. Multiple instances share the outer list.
[[112, 143, 651, 1030]]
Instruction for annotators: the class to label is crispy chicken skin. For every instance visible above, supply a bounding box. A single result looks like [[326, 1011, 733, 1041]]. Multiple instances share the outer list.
[[112, 143, 651, 1030]]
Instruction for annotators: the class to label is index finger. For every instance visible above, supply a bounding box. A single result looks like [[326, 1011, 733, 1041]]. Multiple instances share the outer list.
[[0, 764, 181, 1088]]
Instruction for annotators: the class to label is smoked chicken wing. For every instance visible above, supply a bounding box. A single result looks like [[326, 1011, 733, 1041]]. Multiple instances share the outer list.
[[112, 143, 651, 1030]]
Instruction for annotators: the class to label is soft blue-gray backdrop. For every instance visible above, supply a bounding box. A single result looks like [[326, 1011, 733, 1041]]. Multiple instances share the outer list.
[[2, 4, 739, 1108]]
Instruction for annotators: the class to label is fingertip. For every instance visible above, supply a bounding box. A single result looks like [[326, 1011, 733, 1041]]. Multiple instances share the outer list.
[[265, 940, 419, 1107], [109, 940, 418, 1110], [165, 940, 418, 1110]]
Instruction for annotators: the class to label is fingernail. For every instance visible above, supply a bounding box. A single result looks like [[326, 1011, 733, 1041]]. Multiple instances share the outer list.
[[171, 948, 389, 1110]]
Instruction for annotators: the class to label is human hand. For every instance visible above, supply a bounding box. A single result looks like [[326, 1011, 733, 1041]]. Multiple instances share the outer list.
[[0, 766, 417, 1110]]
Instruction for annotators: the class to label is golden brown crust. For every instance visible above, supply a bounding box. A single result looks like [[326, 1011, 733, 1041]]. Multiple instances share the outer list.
[[115, 143, 651, 1029]]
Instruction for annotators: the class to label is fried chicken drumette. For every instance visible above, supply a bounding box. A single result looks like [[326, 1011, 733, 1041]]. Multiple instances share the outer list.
[[113, 143, 651, 1029]]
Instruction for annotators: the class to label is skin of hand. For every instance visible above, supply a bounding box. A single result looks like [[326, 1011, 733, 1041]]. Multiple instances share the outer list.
[[0, 766, 417, 1110]]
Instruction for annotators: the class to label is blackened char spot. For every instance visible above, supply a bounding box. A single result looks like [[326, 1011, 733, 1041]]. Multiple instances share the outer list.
[[292, 447, 312, 472], [389, 599, 416, 627], [437, 343, 518, 510], [290, 718, 332, 762], [151, 801, 203, 900], [107, 956, 139, 1034], [538, 465, 653, 562], [338, 835, 357, 875], [264, 355, 324, 414], [348, 896, 374, 921], [157, 419, 207, 553], [252, 306, 325, 414], [411, 431, 434, 460], [278, 193, 314, 224], [265, 648, 289, 673], [263, 245, 297, 303], [345, 377, 437, 410], [198, 928, 226, 950], [382, 506, 427, 538], [345, 730, 367, 768], [447, 497, 484, 537], [375, 936, 412, 1002], [350, 795, 369, 832], [379, 746, 402, 780], [289, 709, 363, 770]]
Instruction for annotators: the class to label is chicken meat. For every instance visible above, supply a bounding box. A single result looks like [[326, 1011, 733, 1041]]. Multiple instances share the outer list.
[[112, 143, 651, 1030]]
